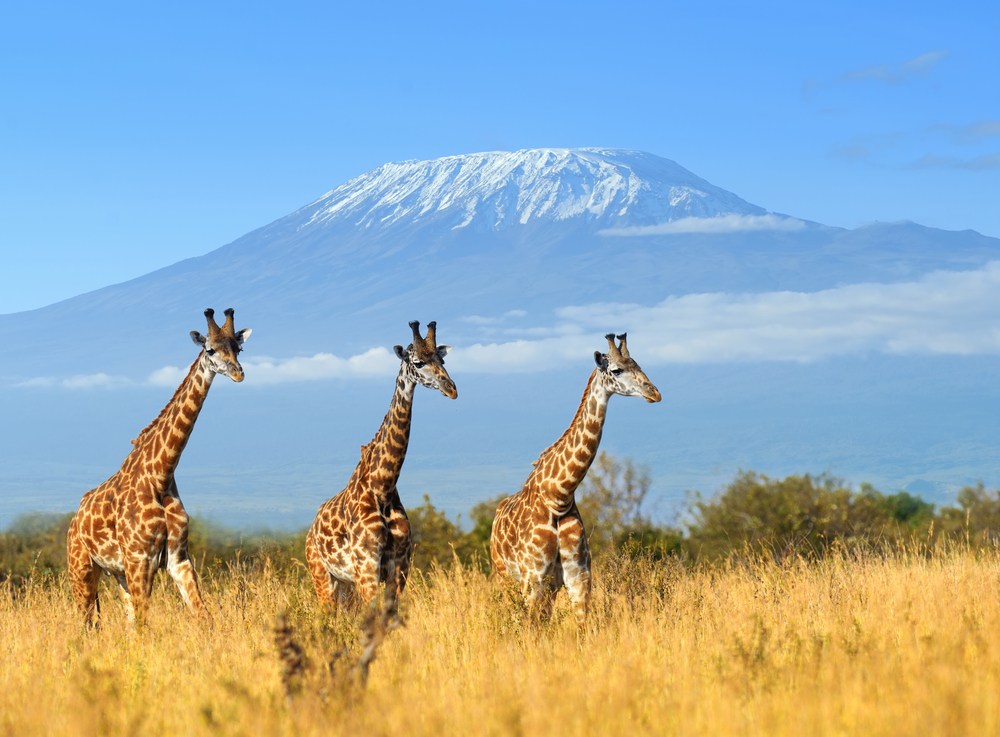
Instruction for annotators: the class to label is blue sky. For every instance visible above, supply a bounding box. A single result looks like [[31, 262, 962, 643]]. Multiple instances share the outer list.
[[2, 0, 998, 315]]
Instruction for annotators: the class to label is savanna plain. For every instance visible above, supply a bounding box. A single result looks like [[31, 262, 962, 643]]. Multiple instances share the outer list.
[[4, 548, 1000, 735], [4, 465, 1000, 736]]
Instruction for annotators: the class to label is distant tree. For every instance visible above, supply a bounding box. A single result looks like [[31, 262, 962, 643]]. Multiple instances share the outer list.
[[575, 451, 683, 558], [0, 512, 74, 585], [939, 482, 1000, 545], [686, 472, 944, 561], [465, 494, 507, 565]]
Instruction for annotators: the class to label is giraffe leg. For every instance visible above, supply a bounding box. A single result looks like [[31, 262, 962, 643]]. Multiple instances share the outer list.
[[115, 574, 136, 624], [162, 493, 209, 621], [353, 537, 384, 607], [305, 530, 339, 610], [386, 492, 413, 597], [67, 528, 102, 626], [123, 554, 158, 626], [522, 571, 556, 622], [558, 514, 592, 627]]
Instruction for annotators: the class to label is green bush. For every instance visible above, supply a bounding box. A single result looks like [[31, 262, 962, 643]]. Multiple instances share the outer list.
[[0, 511, 74, 585]]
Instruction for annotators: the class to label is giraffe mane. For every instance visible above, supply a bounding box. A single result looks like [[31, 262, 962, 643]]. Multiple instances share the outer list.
[[129, 355, 202, 451], [531, 369, 597, 467]]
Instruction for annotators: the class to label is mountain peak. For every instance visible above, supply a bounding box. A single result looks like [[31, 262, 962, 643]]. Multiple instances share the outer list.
[[298, 148, 766, 235]]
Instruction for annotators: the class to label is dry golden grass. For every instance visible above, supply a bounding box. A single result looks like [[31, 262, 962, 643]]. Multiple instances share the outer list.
[[3, 548, 1000, 736]]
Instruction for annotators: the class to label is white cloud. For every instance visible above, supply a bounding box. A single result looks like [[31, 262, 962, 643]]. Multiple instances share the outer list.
[[599, 214, 806, 237], [147, 365, 187, 387], [451, 262, 1000, 368], [461, 309, 528, 325], [241, 347, 399, 384]]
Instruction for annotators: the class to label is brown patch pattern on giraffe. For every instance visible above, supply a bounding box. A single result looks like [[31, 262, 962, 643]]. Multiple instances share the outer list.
[[306, 321, 457, 609], [490, 333, 660, 625], [66, 308, 251, 625]]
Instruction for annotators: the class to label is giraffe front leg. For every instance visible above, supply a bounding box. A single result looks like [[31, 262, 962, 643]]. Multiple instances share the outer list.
[[115, 574, 136, 624], [558, 514, 592, 627], [352, 531, 385, 607], [123, 555, 157, 626], [162, 493, 209, 621]]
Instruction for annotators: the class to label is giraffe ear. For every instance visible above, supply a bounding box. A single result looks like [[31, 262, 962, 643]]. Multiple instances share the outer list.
[[191, 331, 207, 347], [436, 345, 451, 359], [235, 328, 252, 345], [594, 351, 608, 369], [394, 345, 407, 360]]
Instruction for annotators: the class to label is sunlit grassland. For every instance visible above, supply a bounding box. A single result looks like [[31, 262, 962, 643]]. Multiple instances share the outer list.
[[3, 548, 1000, 736]]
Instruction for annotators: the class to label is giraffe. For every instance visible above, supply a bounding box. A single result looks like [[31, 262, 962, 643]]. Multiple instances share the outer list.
[[66, 308, 251, 626], [489, 333, 660, 625], [306, 320, 457, 610]]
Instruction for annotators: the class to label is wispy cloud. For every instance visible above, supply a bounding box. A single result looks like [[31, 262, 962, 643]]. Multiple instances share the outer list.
[[911, 153, 1000, 171], [17, 373, 133, 389], [599, 214, 806, 237], [931, 119, 1000, 146], [805, 50, 950, 96], [840, 50, 950, 84], [461, 309, 527, 326]]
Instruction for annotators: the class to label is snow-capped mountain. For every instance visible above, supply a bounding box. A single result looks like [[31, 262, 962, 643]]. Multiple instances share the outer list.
[[3, 147, 999, 377], [298, 148, 765, 234]]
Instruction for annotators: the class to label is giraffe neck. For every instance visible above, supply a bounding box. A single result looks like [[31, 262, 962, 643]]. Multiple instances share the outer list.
[[532, 370, 611, 514], [126, 352, 215, 483], [352, 367, 416, 503]]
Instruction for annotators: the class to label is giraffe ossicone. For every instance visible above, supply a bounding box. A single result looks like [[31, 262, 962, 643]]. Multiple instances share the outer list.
[[306, 320, 457, 610], [66, 308, 251, 626], [490, 332, 660, 625]]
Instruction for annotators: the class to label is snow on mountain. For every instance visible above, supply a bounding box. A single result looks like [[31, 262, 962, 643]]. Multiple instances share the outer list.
[[297, 148, 766, 234]]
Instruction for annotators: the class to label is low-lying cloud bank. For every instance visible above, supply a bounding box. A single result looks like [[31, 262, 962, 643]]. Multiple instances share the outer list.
[[450, 262, 1000, 371], [16, 263, 1000, 387], [599, 213, 806, 236]]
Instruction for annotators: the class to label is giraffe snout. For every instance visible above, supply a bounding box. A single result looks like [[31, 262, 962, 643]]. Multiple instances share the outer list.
[[644, 385, 661, 403], [229, 365, 246, 382], [440, 379, 458, 399]]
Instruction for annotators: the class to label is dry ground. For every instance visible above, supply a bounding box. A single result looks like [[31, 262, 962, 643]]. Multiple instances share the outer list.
[[2, 549, 999, 736]]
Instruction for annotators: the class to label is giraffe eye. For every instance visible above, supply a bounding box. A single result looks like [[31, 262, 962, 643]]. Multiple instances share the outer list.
[[611, 368, 624, 376], [206, 349, 216, 356], [413, 361, 425, 368]]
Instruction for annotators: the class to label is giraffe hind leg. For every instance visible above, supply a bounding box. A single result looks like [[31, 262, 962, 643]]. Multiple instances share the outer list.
[[306, 533, 340, 611], [558, 516, 592, 627], [70, 560, 102, 627], [162, 492, 209, 621], [67, 526, 102, 627]]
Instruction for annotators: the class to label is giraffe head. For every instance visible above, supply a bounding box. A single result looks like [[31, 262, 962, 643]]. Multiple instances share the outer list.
[[189, 308, 252, 382], [393, 320, 458, 399], [594, 333, 661, 403]]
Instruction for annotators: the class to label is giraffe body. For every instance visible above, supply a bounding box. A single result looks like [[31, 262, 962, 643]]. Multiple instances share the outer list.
[[490, 334, 660, 624], [66, 309, 250, 625], [306, 321, 456, 609]]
